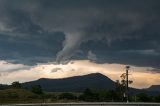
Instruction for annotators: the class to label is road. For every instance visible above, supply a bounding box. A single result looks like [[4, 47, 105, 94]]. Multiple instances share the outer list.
[[1, 103, 160, 106]]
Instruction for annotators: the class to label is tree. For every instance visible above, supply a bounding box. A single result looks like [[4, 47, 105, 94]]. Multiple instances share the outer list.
[[31, 85, 43, 94], [103, 90, 118, 102], [11, 81, 22, 89], [154, 94, 160, 102], [59, 92, 76, 100], [136, 93, 151, 102], [115, 80, 126, 101], [79, 88, 99, 102]]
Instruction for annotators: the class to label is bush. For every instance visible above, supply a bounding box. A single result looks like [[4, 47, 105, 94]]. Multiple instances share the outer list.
[[136, 93, 151, 102], [79, 88, 99, 102], [155, 95, 160, 102], [43, 93, 57, 99], [59, 92, 76, 100], [31, 85, 43, 94], [11, 81, 22, 89]]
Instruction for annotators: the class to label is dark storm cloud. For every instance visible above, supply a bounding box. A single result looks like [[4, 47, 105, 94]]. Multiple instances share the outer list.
[[0, 0, 160, 69]]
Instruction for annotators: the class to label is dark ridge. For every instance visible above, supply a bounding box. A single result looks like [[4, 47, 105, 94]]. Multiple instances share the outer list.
[[147, 85, 160, 92], [22, 73, 115, 92]]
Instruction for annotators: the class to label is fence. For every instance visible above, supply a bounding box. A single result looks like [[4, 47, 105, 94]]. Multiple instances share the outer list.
[[1, 103, 160, 106]]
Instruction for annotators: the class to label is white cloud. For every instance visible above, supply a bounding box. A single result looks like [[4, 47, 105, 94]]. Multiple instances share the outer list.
[[0, 60, 30, 72]]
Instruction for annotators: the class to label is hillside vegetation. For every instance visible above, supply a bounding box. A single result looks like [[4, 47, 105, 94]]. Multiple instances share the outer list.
[[0, 88, 42, 104]]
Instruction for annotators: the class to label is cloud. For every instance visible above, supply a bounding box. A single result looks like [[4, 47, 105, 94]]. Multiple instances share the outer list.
[[56, 33, 85, 63], [0, 60, 30, 72], [87, 50, 97, 62], [51, 67, 62, 73], [0, 0, 159, 69], [121, 49, 159, 55]]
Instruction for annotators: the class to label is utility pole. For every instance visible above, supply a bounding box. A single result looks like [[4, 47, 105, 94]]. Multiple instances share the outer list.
[[126, 66, 130, 103]]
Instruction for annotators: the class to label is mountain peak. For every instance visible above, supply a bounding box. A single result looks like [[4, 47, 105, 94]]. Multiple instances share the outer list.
[[85, 73, 106, 77]]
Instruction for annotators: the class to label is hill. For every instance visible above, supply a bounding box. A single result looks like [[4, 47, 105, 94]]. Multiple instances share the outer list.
[[0, 88, 38, 99], [0, 84, 9, 90], [147, 85, 160, 92], [0, 88, 41, 103], [23, 73, 116, 92]]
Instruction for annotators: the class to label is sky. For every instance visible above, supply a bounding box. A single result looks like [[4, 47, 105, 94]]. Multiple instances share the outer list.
[[0, 0, 160, 89]]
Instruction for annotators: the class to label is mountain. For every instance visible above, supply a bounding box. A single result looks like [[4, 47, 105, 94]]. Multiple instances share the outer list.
[[22, 73, 116, 92], [0, 88, 38, 99], [147, 85, 160, 92], [0, 84, 9, 90]]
